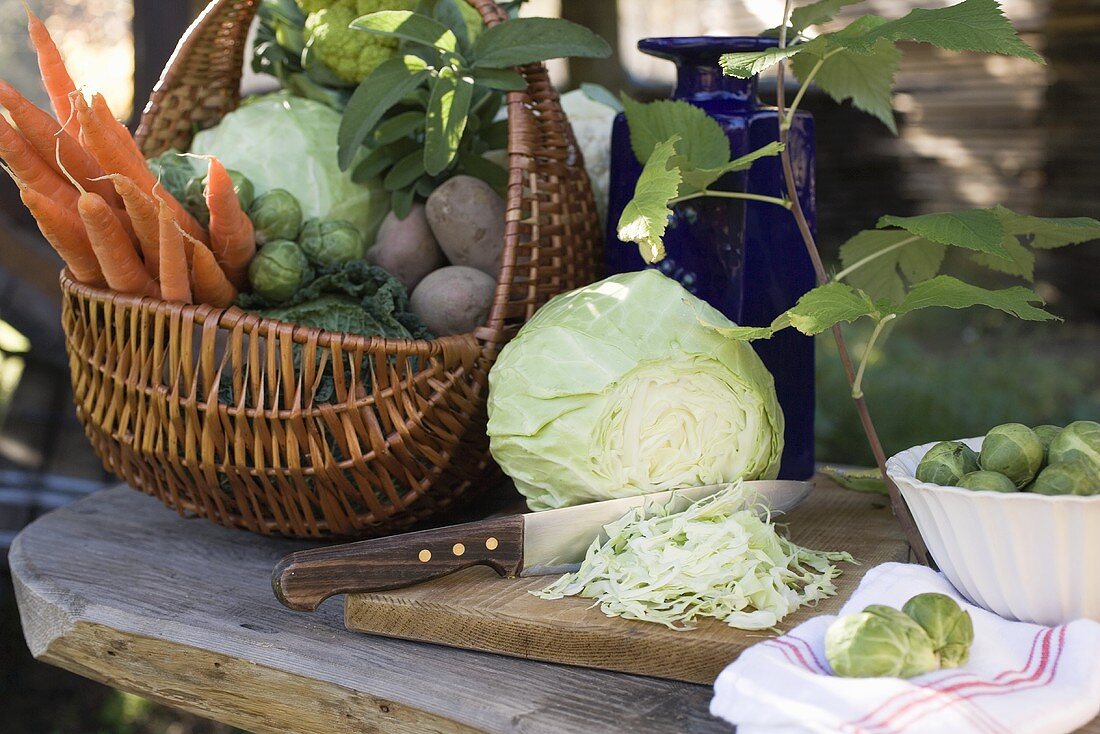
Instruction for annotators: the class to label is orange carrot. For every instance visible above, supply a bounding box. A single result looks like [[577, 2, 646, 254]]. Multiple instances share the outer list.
[[186, 234, 237, 307], [74, 93, 208, 244], [24, 3, 79, 139], [0, 115, 78, 208], [52, 140, 154, 297], [204, 156, 255, 289], [79, 191, 158, 297], [2, 163, 104, 286], [99, 174, 159, 274], [158, 201, 192, 304], [0, 80, 119, 205], [91, 92, 145, 163]]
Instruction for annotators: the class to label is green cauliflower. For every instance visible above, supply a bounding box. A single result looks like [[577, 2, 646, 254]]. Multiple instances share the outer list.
[[299, 0, 417, 85]]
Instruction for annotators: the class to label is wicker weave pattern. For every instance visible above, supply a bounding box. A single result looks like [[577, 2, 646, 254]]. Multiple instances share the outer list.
[[63, 0, 601, 538]]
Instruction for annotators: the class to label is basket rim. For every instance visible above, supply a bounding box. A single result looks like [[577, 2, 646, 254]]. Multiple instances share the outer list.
[[60, 269, 482, 357]]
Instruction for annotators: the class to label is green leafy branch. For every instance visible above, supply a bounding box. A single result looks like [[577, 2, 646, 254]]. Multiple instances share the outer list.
[[615, 96, 788, 262], [336, 1, 610, 216], [615, 0, 1100, 563], [725, 0, 1043, 133]]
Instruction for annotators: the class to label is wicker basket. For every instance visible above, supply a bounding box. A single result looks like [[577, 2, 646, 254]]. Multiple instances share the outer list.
[[61, 0, 601, 538]]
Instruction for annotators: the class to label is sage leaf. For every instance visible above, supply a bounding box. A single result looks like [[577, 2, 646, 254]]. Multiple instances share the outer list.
[[384, 149, 426, 191], [581, 82, 624, 112], [391, 186, 416, 219], [897, 276, 1057, 321], [470, 18, 611, 68], [351, 10, 459, 54], [424, 71, 474, 175], [877, 209, 1008, 257], [616, 136, 682, 263], [621, 96, 729, 168], [470, 68, 527, 91], [459, 151, 509, 191], [338, 56, 429, 169], [424, 0, 472, 51], [370, 111, 425, 146]]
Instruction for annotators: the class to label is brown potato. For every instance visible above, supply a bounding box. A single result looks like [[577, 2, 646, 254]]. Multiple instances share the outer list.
[[425, 175, 505, 277], [410, 266, 497, 337], [367, 204, 445, 292]]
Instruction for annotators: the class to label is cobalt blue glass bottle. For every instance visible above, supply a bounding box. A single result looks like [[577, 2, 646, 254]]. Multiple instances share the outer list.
[[605, 37, 816, 479]]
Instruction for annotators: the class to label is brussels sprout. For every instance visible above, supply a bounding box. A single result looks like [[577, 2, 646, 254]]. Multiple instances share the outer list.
[[979, 423, 1044, 487], [182, 169, 255, 226], [1030, 461, 1100, 496], [249, 189, 303, 244], [916, 441, 980, 486], [1033, 425, 1062, 463], [826, 606, 939, 678], [183, 175, 209, 225], [957, 470, 1017, 493], [902, 592, 974, 668], [247, 239, 311, 303], [299, 218, 363, 267], [1048, 420, 1100, 472]]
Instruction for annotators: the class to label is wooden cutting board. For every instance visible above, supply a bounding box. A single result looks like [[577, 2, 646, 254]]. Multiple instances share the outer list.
[[344, 476, 911, 684]]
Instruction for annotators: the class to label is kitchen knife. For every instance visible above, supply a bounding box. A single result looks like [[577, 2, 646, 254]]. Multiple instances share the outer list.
[[272, 479, 812, 612]]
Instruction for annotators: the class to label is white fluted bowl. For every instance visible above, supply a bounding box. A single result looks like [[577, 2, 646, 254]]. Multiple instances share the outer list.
[[887, 437, 1100, 625]]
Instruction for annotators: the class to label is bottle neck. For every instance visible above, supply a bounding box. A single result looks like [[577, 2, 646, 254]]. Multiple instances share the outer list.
[[638, 36, 774, 106], [674, 65, 758, 104]]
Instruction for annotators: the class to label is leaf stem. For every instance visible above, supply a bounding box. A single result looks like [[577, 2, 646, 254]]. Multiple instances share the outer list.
[[832, 235, 920, 282], [774, 0, 933, 566], [852, 314, 896, 399], [671, 190, 792, 208]]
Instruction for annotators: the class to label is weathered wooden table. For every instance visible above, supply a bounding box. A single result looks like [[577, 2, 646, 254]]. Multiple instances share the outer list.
[[11, 485, 735, 733], [11, 483, 1100, 733]]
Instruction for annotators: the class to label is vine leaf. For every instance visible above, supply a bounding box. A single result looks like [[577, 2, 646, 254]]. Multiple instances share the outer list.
[[970, 206, 1100, 279], [786, 282, 881, 336], [621, 95, 729, 168], [970, 236, 1035, 279], [838, 229, 945, 303], [896, 276, 1057, 321], [877, 210, 1009, 257], [851, 0, 1044, 63], [677, 142, 784, 195], [720, 43, 817, 78], [616, 136, 682, 263], [992, 205, 1100, 249], [792, 38, 901, 133], [789, 0, 867, 34]]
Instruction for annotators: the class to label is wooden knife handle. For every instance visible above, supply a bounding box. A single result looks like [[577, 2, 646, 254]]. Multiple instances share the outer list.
[[272, 515, 525, 611]]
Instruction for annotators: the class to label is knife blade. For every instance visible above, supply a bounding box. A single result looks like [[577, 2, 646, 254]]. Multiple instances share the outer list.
[[272, 479, 812, 612]]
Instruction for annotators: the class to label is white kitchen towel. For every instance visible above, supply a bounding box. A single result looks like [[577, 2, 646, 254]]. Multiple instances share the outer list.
[[710, 563, 1100, 734]]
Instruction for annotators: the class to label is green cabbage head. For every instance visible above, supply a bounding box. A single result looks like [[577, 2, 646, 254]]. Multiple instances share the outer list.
[[487, 270, 784, 511], [189, 92, 387, 244]]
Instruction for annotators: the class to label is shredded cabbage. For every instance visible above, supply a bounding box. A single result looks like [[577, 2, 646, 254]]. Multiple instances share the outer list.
[[534, 483, 854, 630]]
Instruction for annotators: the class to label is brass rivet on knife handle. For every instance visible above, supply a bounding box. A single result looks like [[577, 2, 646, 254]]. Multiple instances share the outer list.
[[272, 515, 526, 612]]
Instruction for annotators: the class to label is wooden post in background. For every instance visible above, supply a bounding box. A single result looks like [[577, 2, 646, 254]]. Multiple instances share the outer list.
[[130, 0, 195, 128]]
